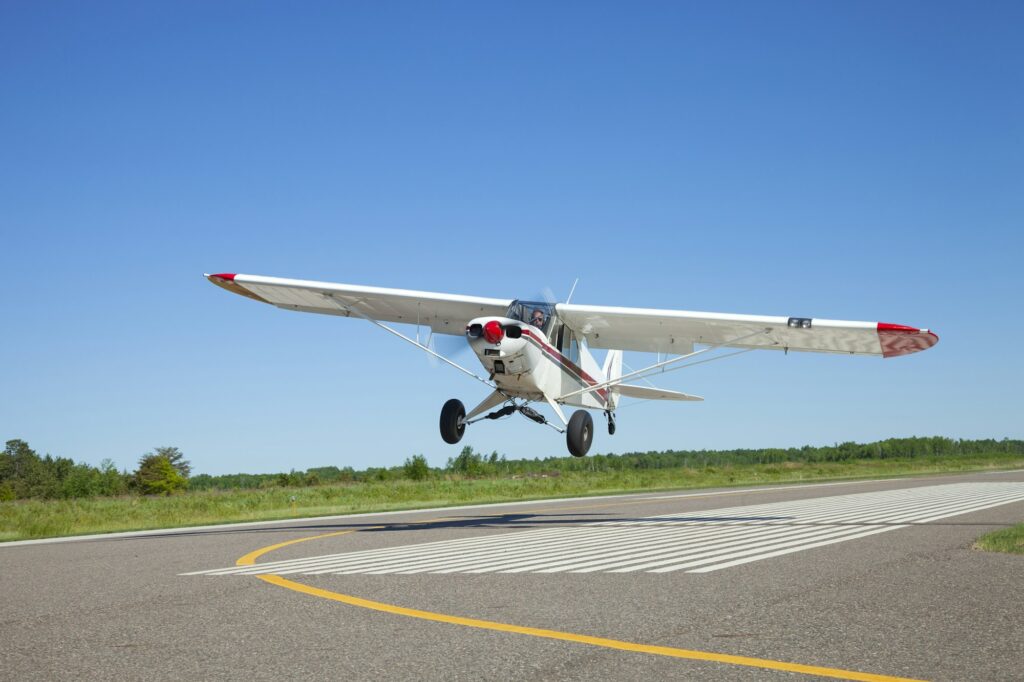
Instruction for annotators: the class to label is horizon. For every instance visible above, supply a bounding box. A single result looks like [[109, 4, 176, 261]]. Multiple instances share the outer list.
[[8, 434, 1022, 479]]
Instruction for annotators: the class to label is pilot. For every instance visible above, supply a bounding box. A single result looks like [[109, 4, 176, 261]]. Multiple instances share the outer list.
[[530, 308, 546, 328]]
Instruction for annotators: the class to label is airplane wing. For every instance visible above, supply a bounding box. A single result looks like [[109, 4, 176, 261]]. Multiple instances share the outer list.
[[206, 273, 510, 336], [556, 303, 938, 358]]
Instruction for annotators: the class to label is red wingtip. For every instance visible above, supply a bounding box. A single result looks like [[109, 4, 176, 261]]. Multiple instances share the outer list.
[[877, 322, 939, 358], [205, 272, 269, 303]]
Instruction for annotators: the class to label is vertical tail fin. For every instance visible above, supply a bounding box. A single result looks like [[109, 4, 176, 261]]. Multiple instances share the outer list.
[[602, 350, 623, 410]]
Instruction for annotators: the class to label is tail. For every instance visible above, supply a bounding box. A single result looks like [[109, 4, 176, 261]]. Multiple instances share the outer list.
[[602, 350, 623, 410]]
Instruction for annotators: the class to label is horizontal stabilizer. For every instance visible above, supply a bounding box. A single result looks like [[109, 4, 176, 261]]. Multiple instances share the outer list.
[[614, 384, 703, 402]]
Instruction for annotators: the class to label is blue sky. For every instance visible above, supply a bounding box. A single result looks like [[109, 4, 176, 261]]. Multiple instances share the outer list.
[[2, 1, 1021, 475]]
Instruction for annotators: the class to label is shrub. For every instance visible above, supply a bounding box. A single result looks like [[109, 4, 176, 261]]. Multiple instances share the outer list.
[[403, 455, 430, 481]]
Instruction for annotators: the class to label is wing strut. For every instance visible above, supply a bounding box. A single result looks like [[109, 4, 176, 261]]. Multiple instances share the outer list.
[[319, 293, 496, 390], [556, 329, 771, 402]]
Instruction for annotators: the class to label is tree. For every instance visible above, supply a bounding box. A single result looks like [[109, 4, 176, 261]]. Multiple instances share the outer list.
[[447, 446, 484, 476], [135, 454, 187, 495], [154, 446, 191, 478], [403, 454, 430, 481], [1, 439, 59, 498], [98, 459, 129, 496]]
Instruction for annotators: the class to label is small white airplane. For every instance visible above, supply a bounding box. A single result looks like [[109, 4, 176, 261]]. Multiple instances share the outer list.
[[206, 273, 938, 457]]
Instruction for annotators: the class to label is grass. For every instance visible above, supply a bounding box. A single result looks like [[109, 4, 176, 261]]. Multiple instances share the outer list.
[[2, 454, 1022, 542], [973, 523, 1024, 554]]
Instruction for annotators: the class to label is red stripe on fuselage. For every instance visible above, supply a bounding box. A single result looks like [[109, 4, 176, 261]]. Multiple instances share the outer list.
[[520, 328, 609, 405]]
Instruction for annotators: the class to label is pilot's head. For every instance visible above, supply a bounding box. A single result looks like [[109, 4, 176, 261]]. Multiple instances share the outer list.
[[531, 309, 545, 327]]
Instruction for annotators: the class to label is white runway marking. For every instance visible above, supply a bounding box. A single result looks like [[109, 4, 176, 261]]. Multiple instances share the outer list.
[[185, 483, 1024, 576]]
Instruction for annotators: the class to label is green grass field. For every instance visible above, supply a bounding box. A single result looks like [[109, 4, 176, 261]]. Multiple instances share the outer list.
[[973, 523, 1024, 554], [2, 454, 1022, 542]]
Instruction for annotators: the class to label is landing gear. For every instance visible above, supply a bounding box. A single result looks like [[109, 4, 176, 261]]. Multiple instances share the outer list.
[[441, 397, 599, 458], [605, 410, 616, 436], [439, 399, 466, 444], [567, 410, 594, 457]]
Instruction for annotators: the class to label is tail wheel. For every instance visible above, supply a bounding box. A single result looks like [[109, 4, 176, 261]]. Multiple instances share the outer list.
[[566, 410, 594, 457], [440, 399, 466, 444]]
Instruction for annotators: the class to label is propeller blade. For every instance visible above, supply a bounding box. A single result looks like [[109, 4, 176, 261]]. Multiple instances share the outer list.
[[427, 332, 470, 368]]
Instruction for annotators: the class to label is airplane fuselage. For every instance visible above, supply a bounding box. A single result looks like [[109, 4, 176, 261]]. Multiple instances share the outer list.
[[466, 316, 610, 411]]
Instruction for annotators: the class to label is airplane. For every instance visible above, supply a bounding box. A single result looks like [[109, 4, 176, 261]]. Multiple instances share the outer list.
[[206, 273, 938, 457]]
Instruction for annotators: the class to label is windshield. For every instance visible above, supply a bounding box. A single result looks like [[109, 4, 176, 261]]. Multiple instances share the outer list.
[[506, 300, 556, 336]]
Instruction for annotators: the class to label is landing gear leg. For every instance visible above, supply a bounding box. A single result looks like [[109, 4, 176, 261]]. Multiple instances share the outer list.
[[440, 399, 466, 444], [605, 410, 616, 435]]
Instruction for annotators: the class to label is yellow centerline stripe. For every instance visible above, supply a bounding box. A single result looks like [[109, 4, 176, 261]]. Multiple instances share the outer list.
[[234, 529, 927, 682]]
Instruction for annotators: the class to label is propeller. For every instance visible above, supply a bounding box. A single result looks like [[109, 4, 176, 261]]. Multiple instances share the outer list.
[[537, 286, 558, 306], [426, 329, 472, 369]]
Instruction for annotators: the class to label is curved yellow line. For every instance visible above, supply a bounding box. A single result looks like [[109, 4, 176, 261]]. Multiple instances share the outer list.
[[235, 529, 358, 566], [238, 531, 927, 682]]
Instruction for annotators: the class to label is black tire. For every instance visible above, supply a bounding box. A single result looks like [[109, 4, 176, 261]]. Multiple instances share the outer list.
[[440, 399, 466, 444], [566, 410, 594, 457]]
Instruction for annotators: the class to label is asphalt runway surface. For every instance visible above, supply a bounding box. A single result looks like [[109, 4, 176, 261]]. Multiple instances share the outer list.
[[3, 470, 1023, 681]]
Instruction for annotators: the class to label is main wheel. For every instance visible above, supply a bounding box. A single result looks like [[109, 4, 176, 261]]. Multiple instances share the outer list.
[[440, 399, 466, 444], [566, 410, 594, 457]]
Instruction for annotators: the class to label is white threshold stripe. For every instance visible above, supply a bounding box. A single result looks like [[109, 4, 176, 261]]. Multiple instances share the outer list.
[[362, 507, 865, 575], [191, 523, 582, 575], [640, 483, 1020, 522], [522, 525, 841, 575], [666, 491, 1024, 574], [355, 525, 698, 575], [566, 491, 998, 575], [635, 490, 1024, 574], [479, 491, 947, 575], [432, 486, 1024, 574], [560, 520, 932, 575], [308, 524, 676, 575], [398, 488, 979, 575], [195, 484, 909, 575], [350, 481, 974, 569], [221, 486, 1015, 575], [240, 483, 942, 576], [689, 493, 1024, 573], [685, 526, 902, 573], [284, 519, 690, 575], [455, 525, 784, 575], [184, 483, 880, 573], [593, 485, 1024, 569], [469, 487, 997, 575], [185, 483, 1024, 576], [391, 524, 763, 575]]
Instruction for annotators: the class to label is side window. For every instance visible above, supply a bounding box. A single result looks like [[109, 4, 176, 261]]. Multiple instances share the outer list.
[[561, 327, 580, 364]]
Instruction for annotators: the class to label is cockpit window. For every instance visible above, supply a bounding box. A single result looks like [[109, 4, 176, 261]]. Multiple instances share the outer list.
[[507, 300, 556, 336]]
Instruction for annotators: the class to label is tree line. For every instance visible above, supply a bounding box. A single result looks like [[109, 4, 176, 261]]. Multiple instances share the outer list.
[[0, 440, 191, 500], [3, 436, 1022, 501]]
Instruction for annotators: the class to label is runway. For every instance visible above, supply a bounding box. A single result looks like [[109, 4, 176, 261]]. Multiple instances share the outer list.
[[3, 470, 1023, 681]]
